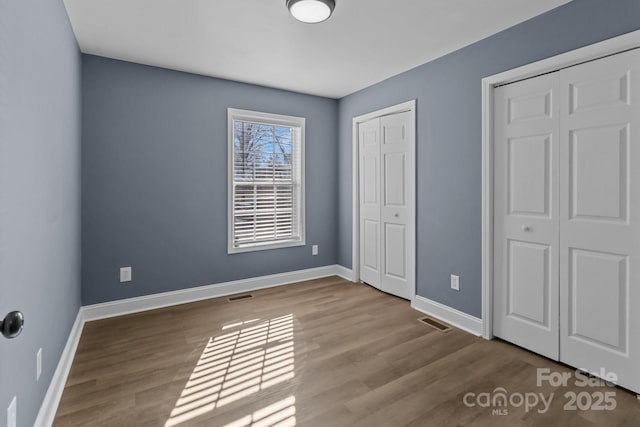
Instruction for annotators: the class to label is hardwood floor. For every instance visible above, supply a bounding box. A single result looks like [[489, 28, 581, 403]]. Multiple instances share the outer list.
[[54, 277, 640, 426]]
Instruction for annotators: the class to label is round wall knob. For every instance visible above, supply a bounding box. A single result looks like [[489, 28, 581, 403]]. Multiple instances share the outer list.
[[394, 213, 399, 218], [1, 311, 24, 339], [521, 225, 532, 232]]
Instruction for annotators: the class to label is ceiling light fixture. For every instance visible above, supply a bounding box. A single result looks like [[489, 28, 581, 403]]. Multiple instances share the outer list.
[[286, 0, 335, 24]]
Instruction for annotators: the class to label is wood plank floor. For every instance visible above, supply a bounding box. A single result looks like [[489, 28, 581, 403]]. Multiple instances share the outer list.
[[54, 277, 640, 426]]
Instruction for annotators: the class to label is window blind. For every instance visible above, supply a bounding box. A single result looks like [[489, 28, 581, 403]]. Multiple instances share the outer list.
[[231, 119, 302, 249]]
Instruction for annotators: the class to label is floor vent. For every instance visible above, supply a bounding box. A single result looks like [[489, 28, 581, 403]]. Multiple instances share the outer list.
[[228, 294, 253, 302], [418, 316, 452, 332]]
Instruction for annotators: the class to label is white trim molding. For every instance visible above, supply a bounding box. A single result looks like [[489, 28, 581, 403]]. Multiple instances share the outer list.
[[35, 310, 85, 427], [334, 264, 355, 282], [82, 265, 345, 321], [351, 99, 417, 299], [412, 296, 483, 336], [481, 30, 640, 340]]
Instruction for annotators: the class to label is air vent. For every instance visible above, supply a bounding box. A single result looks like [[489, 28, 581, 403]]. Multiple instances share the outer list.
[[418, 316, 452, 332], [228, 294, 253, 302]]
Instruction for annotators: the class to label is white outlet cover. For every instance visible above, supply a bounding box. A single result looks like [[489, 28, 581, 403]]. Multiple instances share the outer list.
[[7, 396, 16, 427], [451, 274, 460, 291], [312, 245, 318, 255], [120, 266, 132, 282]]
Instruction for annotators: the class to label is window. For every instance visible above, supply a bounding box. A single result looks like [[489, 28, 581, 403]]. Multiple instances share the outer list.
[[228, 108, 305, 253]]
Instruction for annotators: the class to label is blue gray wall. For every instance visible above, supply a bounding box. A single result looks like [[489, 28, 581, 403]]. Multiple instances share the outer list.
[[0, 0, 81, 425], [337, 0, 640, 318], [81, 56, 339, 305]]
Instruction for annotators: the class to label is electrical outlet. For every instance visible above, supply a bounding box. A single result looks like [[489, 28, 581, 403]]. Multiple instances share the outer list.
[[37, 348, 42, 381], [312, 245, 318, 256], [120, 266, 132, 283], [451, 274, 460, 291], [7, 396, 16, 427]]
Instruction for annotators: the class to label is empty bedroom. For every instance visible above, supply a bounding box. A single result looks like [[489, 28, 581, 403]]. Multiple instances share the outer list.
[[1, 0, 640, 426]]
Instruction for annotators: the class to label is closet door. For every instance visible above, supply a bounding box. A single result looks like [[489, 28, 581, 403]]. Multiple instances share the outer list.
[[493, 74, 560, 360], [359, 118, 382, 289], [380, 112, 414, 300], [358, 111, 414, 300], [559, 49, 640, 393]]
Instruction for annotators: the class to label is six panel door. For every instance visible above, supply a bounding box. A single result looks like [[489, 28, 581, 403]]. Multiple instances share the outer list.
[[494, 48, 640, 394], [359, 111, 414, 300], [493, 73, 561, 360], [558, 49, 640, 393], [359, 118, 382, 289], [380, 112, 414, 300]]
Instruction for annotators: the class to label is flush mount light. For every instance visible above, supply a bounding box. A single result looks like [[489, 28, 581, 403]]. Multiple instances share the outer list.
[[286, 0, 335, 24]]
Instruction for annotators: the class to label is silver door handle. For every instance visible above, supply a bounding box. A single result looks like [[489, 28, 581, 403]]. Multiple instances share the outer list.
[[521, 225, 532, 232]]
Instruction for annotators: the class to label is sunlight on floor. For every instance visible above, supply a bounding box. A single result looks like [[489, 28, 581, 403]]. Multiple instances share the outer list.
[[222, 396, 297, 427], [165, 314, 296, 426]]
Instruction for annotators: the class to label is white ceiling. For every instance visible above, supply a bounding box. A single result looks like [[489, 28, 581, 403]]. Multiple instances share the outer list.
[[63, 0, 572, 99]]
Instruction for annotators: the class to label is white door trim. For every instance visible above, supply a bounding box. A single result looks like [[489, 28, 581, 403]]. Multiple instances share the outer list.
[[481, 29, 640, 340], [352, 99, 416, 299]]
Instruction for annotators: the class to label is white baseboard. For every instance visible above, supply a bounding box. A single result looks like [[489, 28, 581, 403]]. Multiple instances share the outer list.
[[83, 264, 345, 322], [412, 295, 483, 336], [334, 265, 355, 282], [35, 309, 85, 427]]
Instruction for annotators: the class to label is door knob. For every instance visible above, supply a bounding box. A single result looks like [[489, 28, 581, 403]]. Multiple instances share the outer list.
[[521, 225, 532, 232], [1, 311, 24, 339], [394, 213, 399, 218]]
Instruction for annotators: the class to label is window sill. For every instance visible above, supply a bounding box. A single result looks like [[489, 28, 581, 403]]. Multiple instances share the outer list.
[[228, 239, 306, 254]]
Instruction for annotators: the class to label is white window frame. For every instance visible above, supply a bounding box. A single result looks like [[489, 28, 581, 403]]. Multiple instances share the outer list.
[[227, 108, 305, 254]]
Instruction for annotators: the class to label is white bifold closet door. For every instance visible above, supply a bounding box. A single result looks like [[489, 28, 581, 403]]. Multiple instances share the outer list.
[[558, 49, 640, 393], [494, 49, 640, 393], [493, 72, 561, 360], [359, 112, 414, 300]]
